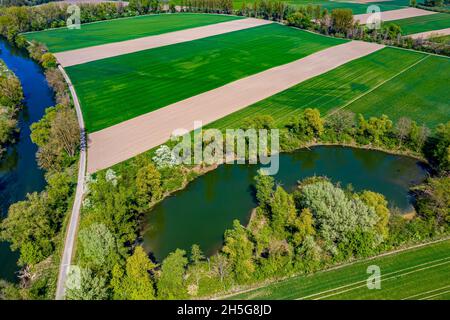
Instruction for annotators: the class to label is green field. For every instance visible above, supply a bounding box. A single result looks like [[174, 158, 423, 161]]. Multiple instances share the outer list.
[[24, 13, 242, 52], [209, 47, 450, 130], [228, 239, 450, 300], [231, 0, 411, 13], [392, 13, 450, 35], [66, 23, 345, 132]]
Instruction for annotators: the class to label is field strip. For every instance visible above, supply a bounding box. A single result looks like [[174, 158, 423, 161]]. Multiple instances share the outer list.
[[409, 27, 450, 39], [55, 18, 272, 67], [402, 285, 450, 300], [419, 290, 450, 300], [295, 256, 450, 300], [313, 260, 450, 300], [314, 261, 450, 300], [216, 238, 449, 300], [326, 54, 430, 118], [86, 40, 383, 173], [354, 8, 437, 25]]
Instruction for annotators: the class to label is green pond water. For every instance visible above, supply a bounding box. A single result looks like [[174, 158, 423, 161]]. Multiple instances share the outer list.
[[143, 146, 429, 262]]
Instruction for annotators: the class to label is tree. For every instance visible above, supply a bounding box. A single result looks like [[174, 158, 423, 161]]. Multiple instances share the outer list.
[[270, 186, 297, 239], [291, 208, 316, 246], [326, 109, 355, 135], [0, 192, 55, 266], [157, 249, 188, 299], [111, 246, 156, 300], [254, 170, 274, 211], [78, 223, 119, 271], [136, 162, 162, 208], [190, 244, 204, 265], [40, 53, 56, 69], [222, 220, 255, 284], [331, 9, 354, 35], [359, 191, 390, 239], [413, 176, 450, 226], [286, 11, 312, 29], [66, 268, 109, 300], [211, 253, 230, 285], [433, 121, 450, 172], [0, 74, 23, 107], [395, 117, 412, 147], [298, 181, 379, 251]]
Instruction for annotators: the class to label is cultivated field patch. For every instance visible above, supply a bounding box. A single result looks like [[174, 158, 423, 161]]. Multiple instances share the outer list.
[[55, 18, 272, 67], [209, 47, 449, 130], [391, 13, 450, 35], [227, 239, 450, 300], [86, 41, 382, 173], [24, 13, 242, 52], [354, 7, 437, 25], [67, 23, 345, 132]]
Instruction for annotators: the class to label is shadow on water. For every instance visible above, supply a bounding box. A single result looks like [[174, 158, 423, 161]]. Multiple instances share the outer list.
[[0, 39, 54, 282], [143, 146, 430, 263]]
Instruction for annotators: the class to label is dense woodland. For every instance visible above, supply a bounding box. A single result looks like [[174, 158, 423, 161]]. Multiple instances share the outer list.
[[0, 0, 449, 300]]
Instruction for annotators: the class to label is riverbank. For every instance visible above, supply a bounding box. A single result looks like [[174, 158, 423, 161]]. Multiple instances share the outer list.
[[0, 38, 51, 282]]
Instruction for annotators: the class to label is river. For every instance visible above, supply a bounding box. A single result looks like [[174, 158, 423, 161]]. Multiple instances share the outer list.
[[143, 146, 429, 262], [0, 39, 54, 282]]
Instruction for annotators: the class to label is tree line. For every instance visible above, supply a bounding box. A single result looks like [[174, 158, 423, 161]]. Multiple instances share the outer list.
[[0, 59, 23, 158]]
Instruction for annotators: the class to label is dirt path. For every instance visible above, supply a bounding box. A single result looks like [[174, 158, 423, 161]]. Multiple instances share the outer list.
[[55, 18, 272, 67], [408, 27, 450, 39], [354, 7, 437, 25], [86, 41, 384, 173]]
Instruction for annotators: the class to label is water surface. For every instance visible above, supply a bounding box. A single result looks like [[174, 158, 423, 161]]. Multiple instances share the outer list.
[[143, 146, 429, 261], [0, 39, 53, 282]]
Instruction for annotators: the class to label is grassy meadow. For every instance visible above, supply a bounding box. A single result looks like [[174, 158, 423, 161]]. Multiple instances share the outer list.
[[24, 13, 242, 52], [209, 47, 450, 130], [66, 23, 345, 132], [228, 239, 450, 300]]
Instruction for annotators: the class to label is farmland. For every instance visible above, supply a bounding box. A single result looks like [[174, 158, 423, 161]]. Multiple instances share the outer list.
[[65, 23, 345, 132], [209, 47, 450, 130], [391, 13, 450, 35], [24, 13, 242, 52], [228, 239, 450, 300], [230, 0, 411, 13]]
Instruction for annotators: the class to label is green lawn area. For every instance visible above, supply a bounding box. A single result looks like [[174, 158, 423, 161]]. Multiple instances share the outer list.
[[391, 13, 450, 35], [66, 23, 345, 132], [23, 13, 242, 52], [228, 239, 450, 300], [209, 47, 450, 130]]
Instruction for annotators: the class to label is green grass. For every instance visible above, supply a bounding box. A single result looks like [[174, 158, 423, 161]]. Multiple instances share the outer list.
[[23, 13, 242, 52], [66, 23, 345, 132], [208, 47, 450, 130], [228, 239, 450, 300], [232, 0, 411, 13], [391, 13, 450, 35]]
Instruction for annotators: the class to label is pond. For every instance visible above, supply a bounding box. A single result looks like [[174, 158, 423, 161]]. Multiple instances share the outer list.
[[143, 146, 429, 262], [0, 39, 53, 282]]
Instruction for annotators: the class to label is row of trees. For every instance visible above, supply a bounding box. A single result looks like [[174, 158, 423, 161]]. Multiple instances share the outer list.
[[0, 1, 157, 45], [59, 107, 449, 299], [0, 59, 23, 157]]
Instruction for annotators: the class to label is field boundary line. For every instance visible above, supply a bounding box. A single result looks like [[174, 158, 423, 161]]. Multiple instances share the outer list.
[[314, 260, 450, 300], [215, 237, 449, 300], [402, 285, 450, 300], [296, 256, 450, 300], [419, 289, 450, 300], [326, 54, 430, 118]]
